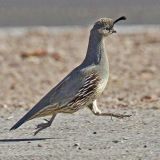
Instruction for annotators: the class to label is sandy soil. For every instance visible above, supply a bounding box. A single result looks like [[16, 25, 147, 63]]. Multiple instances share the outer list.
[[0, 27, 160, 160]]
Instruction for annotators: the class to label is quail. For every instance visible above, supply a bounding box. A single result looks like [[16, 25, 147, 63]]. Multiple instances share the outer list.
[[10, 16, 131, 135]]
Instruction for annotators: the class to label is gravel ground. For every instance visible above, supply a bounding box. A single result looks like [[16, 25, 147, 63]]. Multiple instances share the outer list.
[[0, 26, 160, 160], [0, 108, 160, 160]]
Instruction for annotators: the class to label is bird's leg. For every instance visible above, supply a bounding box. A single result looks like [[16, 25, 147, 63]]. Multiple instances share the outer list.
[[88, 100, 131, 118], [34, 114, 56, 136]]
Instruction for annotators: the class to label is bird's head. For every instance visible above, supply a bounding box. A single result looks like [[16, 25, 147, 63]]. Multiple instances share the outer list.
[[91, 16, 126, 37]]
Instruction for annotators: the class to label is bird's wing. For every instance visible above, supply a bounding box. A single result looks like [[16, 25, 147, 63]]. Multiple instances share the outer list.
[[49, 69, 85, 106], [10, 67, 94, 130]]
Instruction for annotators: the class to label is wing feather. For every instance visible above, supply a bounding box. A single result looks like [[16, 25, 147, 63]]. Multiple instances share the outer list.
[[10, 67, 87, 130]]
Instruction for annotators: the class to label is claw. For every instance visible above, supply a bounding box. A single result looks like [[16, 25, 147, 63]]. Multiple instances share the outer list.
[[115, 114, 132, 119], [34, 121, 51, 136], [34, 128, 44, 136], [99, 112, 132, 119], [44, 119, 50, 122], [33, 114, 56, 136]]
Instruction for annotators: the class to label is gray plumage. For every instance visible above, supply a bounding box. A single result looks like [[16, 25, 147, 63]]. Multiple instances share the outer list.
[[10, 16, 130, 135]]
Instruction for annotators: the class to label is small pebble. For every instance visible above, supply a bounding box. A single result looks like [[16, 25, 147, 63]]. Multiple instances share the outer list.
[[73, 143, 80, 147], [112, 140, 119, 143], [118, 97, 124, 101], [37, 144, 42, 147], [7, 116, 13, 120], [143, 145, 147, 148], [2, 104, 8, 109], [122, 137, 128, 140]]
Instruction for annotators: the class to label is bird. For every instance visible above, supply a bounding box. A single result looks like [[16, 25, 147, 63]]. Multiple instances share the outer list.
[[10, 16, 131, 135]]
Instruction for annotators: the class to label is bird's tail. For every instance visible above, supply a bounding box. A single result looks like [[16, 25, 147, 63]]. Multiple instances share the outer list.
[[10, 110, 34, 130], [10, 87, 55, 130], [10, 116, 27, 130], [10, 104, 43, 130]]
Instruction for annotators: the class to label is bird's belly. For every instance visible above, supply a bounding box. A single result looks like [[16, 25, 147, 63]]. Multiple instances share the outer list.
[[96, 78, 108, 95]]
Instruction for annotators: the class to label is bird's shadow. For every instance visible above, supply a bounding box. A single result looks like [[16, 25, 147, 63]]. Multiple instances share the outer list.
[[0, 137, 54, 143]]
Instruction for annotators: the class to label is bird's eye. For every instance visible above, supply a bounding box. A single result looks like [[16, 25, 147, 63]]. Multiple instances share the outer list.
[[104, 25, 110, 30]]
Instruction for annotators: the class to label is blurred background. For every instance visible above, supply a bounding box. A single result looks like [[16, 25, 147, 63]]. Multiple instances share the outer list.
[[0, 0, 160, 26], [0, 0, 159, 108], [0, 0, 160, 109]]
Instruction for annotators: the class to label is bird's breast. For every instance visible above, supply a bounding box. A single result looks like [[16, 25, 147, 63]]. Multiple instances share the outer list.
[[96, 76, 108, 95]]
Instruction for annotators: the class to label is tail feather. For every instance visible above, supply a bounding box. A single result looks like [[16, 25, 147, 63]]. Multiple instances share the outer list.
[[10, 114, 29, 130], [10, 109, 36, 130], [10, 104, 44, 130], [10, 90, 53, 131], [10, 81, 60, 131]]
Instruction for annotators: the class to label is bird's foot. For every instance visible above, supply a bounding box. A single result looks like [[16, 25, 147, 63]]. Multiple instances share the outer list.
[[34, 119, 51, 136], [97, 112, 132, 119]]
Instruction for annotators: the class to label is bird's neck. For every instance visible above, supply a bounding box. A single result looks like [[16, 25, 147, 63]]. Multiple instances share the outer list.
[[82, 30, 107, 67]]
